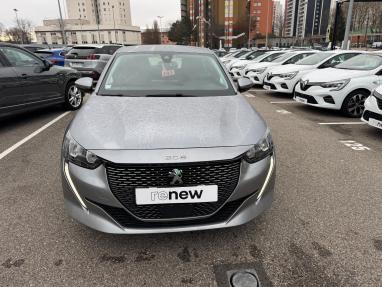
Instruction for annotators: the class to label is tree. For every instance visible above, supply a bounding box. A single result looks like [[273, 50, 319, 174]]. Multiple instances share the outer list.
[[5, 18, 33, 44], [141, 20, 161, 44], [167, 18, 195, 45]]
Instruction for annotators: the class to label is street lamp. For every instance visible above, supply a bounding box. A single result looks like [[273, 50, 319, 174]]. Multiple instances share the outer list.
[[13, 8, 23, 44], [112, 5, 117, 43], [157, 16, 164, 44], [265, 0, 270, 48]]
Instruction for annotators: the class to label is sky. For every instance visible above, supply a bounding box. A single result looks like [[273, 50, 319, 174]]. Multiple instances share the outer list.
[[0, 0, 181, 29]]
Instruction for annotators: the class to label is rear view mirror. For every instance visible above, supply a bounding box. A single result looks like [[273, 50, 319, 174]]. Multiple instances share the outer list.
[[75, 77, 94, 92], [237, 78, 253, 93]]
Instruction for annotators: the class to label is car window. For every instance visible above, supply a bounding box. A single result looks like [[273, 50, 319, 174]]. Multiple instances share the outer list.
[[65, 47, 97, 59], [246, 51, 266, 60], [336, 54, 382, 70], [272, 52, 296, 63], [99, 52, 235, 97], [0, 47, 43, 67], [260, 52, 284, 63], [320, 53, 360, 68], [96, 45, 121, 55], [284, 53, 314, 65], [296, 53, 334, 65]]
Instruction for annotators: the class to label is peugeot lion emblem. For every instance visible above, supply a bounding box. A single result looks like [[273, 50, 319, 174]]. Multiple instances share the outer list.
[[169, 169, 183, 185]]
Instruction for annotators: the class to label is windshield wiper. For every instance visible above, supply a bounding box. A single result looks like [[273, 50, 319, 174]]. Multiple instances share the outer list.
[[144, 93, 197, 97]]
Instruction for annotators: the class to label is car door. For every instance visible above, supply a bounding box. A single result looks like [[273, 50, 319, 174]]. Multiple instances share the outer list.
[[0, 46, 61, 105], [0, 53, 24, 111]]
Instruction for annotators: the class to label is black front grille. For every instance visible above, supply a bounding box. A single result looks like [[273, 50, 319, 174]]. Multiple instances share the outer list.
[[89, 195, 249, 228], [300, 83, 313, 91], [267, 74, 274, 81], [295, 92, 318, 104], [363, 110, 382, 121], [264, 82, 277, 90], [323, 96, 335, 104], [105, 159, 241, 220], [376, 96, 382, 110]]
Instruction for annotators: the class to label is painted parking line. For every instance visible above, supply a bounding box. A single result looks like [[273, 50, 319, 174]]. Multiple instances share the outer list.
[[270, 101, 297, 104], [0, 112, 70, 161], [340, 140, 371, 151], [244, 93, 256, 98], [276, 109, 292, 114], [318, 122, 367, 125]]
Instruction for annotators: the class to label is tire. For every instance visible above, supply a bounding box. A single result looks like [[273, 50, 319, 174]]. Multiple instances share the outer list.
[[64, 81, 83, 110], [341, 90, 368, 118]]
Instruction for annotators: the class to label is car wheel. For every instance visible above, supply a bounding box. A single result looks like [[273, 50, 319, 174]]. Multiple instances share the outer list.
[[341, 90, 368, 118], [65, 82, 83, 110]]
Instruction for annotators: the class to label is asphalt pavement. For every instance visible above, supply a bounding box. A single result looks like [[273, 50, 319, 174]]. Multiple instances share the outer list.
[[0, 90, 381, 286]]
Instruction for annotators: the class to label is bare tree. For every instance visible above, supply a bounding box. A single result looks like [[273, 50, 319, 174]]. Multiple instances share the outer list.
[[5, 18, 33, 44]]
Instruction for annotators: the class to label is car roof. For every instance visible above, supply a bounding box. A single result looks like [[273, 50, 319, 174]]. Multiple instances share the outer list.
[[73, 44, 122, 48], [35, 48, 63, 52], [117, 45, 213, 54]]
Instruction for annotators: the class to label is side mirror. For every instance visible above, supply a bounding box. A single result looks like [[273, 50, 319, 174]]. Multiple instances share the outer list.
[[75, 77, 94, 92], [237, 77, 253, 93], [43, 59, 52, 70]]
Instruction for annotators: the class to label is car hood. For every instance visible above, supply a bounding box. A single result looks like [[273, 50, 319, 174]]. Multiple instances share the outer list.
[[271, 64, 315, 74], [69, 94, 267, 150], [232, 60, 251, 68], [301, 68, 371, 82], [246, 62, 275, 70]]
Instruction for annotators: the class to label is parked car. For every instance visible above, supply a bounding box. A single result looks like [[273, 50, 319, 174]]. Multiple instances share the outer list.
[[372, 42, 382, 49], [229, 50, 287, 80], [244, 50, 318, 86], [18, 44, 49, 53], [213, 49, 228, 58], [61, 45, 275, 234], [225, 49, 269, 70], [263, 50, 362, 94], [294, 53, 382, 117], [0, 43, 83, 118], [35, 48, 66, 66], [64, 44, 122, 80], [362, 85, 382, 129], [220, 48, 250, 65]]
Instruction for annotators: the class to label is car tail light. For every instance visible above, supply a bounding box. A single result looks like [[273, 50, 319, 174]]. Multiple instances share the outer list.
[[87, 54, 100, 60]]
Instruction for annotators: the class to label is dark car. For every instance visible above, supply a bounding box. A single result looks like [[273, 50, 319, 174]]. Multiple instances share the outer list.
[[35, 49, 66, 66], [0, 43, 84, 118]]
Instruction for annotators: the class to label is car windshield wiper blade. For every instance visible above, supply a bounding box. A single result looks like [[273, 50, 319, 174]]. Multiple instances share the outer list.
[[144, 93, 197, 97]]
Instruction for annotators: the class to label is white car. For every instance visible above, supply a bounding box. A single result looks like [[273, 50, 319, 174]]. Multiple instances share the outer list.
[[263, 50, 362, 94], [225, 50, 268, 70], [362, 85, 382, 129], [294, 53, 382, 117], [220, 49, 250, 65], [244, 50, 318, 86], [229, 51, 286, 80]]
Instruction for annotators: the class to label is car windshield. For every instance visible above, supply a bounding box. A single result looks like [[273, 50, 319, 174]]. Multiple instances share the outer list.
[[260, 52, 285, 62], [296, 53, 334, 65], [234, 50, 250, 58], [99, 52, 235, 97], [336, 54, 382, 70], [272, 52, 296, 63], [245, 51, 267, 60]]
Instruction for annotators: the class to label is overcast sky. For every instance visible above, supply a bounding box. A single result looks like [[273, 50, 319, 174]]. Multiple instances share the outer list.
[[0, 0, 180, 29]]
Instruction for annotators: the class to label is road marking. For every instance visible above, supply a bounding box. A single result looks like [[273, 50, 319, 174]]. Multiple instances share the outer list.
[[276, 109, 292, 114], [340, 140, 370, 151], [0, 112, 70, 161], [249, 88, 263, 92], [244, 93, 256, 98], [270, 101, 297, 104], [319, 122, 366, 125]]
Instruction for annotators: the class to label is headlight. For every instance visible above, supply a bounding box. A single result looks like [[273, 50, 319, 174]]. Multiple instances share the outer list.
[[248, 67, 266, 74], [373, 88, 382, 100], [62, 132, 102, 169], [244, 130, 274, 163], [320, 79, 350, 91], [277, 71, 298, 79]]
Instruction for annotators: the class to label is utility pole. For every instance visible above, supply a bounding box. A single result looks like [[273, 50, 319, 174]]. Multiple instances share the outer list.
[[247, 0, 252, 48], [342, 0, 354, 49], [265, 0, 270, 48], [13, 9, 23, 44], [157, 16, 164, 44], [57, 0, 67, 45], [112, 5, 117, 43]]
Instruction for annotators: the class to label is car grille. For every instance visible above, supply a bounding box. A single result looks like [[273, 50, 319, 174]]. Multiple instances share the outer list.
[[295, 92, 318, 104], [266, 74, 274, 81], [105, 159, 241, 220], [88, 195, 249, 228], [376, 97, 382, 110]]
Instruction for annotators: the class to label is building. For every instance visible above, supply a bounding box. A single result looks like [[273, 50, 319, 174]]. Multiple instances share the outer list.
[[272, 0, 283, 36], [34, 0, 141, 45], [181, 0, 188, 19], [284, 0, 331, 39], [185, 0, 273, 48]]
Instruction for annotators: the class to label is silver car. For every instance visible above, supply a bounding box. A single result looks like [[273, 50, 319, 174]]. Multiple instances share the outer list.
[[61, 45, 276, 234]]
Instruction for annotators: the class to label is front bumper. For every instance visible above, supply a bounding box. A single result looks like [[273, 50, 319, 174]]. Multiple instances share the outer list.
[[293, 85, 346, 110], [361, 96, 382, 129], [61, 153, 276, 234], [230, 68, 245, 80], [263, 76, 299, 94], [245, 71, 266, 85]]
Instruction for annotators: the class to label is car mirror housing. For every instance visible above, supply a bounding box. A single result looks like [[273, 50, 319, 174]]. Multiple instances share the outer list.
[[43, 59, 52, 70], [237, 78, 253, 93], [75, 77, 94, 92]]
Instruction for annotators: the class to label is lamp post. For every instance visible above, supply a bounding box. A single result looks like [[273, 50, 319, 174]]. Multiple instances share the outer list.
[[13, 8, 23, 44], [112, 5, 117, 43], [157, 16, 164, 44], [265, 0, 270, 48], [57, 0, 67, 45]]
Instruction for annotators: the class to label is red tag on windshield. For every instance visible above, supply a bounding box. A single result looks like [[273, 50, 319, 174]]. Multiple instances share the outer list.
[[162, 69, 175, 77]]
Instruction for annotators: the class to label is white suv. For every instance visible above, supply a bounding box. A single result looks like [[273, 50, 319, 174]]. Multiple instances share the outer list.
[[362, 85, 382, 129], [244, 51, 317, 86], [263, 51, 361, 94], [294, 54, 382, 117]]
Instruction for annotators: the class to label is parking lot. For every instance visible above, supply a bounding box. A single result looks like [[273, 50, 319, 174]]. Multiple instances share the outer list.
[[0, 88, 381, 286]]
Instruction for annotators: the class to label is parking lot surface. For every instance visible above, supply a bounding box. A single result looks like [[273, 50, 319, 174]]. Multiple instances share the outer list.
[[0, 90, 381, 286]]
